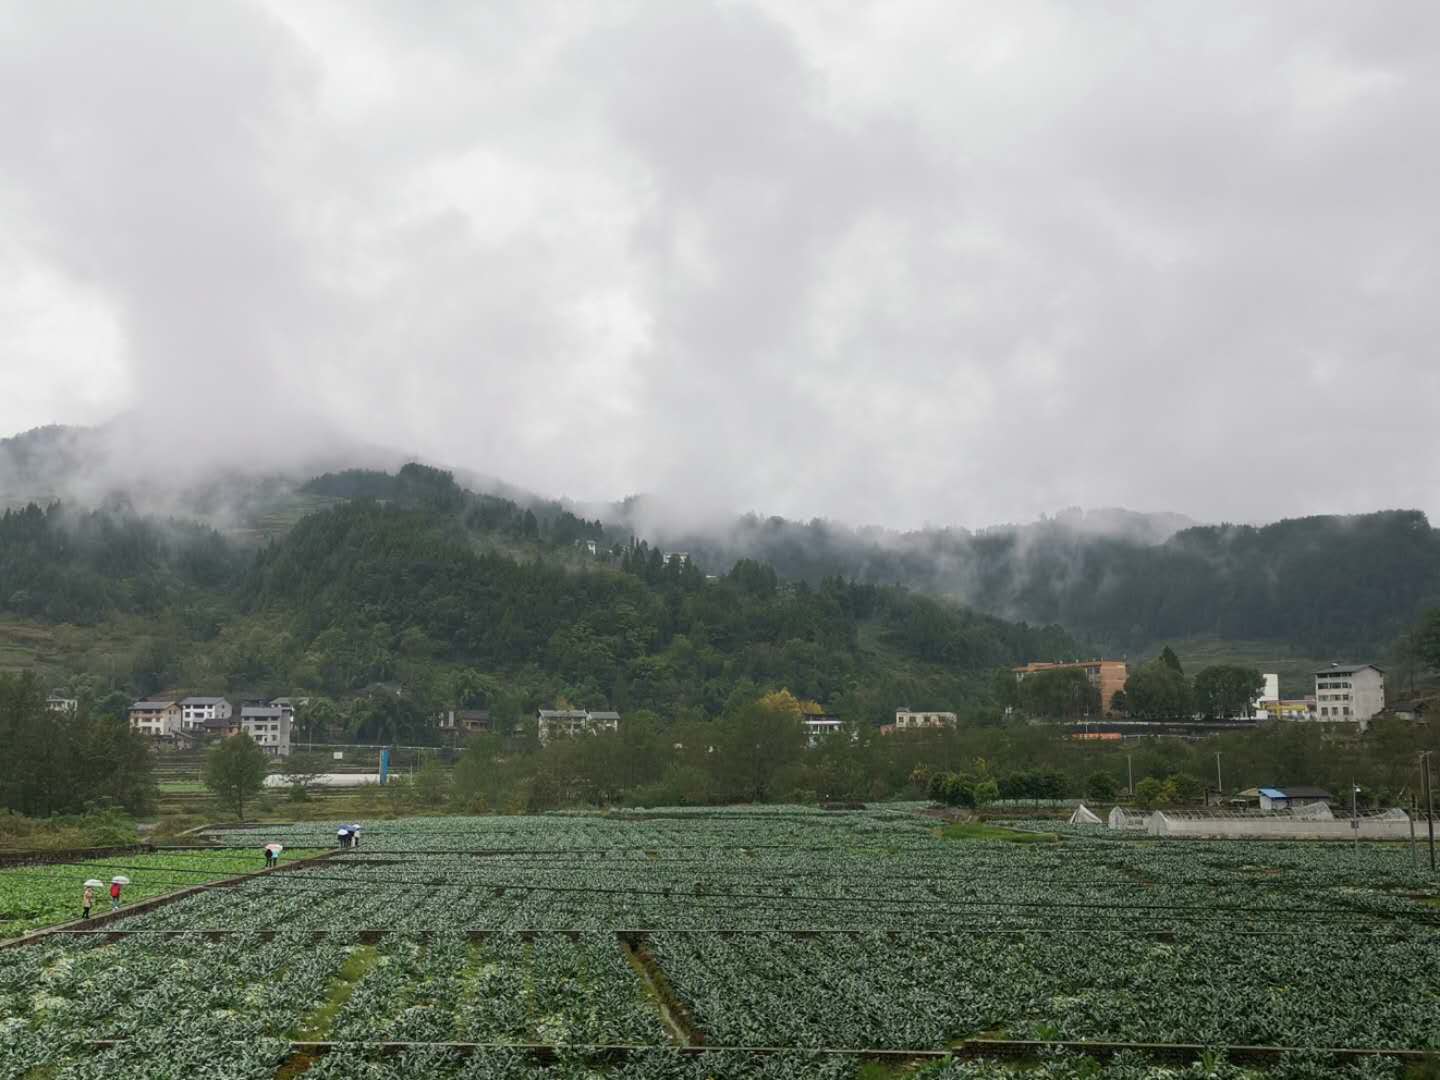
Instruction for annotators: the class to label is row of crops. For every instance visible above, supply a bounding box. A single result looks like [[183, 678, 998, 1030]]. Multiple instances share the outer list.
[[1, 807, 1438, 1077], [649, 928, 1440, 1049], [109, 835, 1439, 933]]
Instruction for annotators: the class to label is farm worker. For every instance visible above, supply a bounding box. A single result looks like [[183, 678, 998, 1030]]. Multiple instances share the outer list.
[[263, 845, 274, 868], [82, 885, 94, 920], [337, 828, 350, 849], [109, 880, 122, 911]]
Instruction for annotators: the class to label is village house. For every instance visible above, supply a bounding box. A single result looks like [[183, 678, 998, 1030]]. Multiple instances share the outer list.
[[203, 714, 241, 739], [893, 708, 957, 731], [179, 696, 232, 732], [536, 708, 620, 743], [1313, 664, 1385, 726], [802, 713, 844, 746], [1236, 785, 1335, 812], [46, 693, 78, 714], [128, 700, 182, 737], [240, 705, 292, 757], [438, 709, 494, 735]]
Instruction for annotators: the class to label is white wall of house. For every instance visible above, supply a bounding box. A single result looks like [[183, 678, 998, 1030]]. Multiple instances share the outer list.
[[894, 709, 956, 730], [1314, 666, 1385, 724], [129, 703, 181, 737], [180, 698, 233, 731]]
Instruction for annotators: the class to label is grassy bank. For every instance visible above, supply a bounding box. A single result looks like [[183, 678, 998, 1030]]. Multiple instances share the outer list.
[[939, 822, 1058, 843]]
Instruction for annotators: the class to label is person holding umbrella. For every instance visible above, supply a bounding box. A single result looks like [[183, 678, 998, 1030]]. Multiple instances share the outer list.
[[349, 824, 362, 850], [264, 843, 283, 868], [109, 876, 129, 911], [336, 827, 351, 849], [82, 880, 101, 919]]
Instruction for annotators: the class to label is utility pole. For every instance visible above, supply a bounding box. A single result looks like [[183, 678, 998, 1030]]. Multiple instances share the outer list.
[[1214, 752, 1222, 797], [1410, 793, 1418, 868], [1351, 779, 1360, 859], [1424, 751, 1436, 873], [1127, 754, 1134, 798]]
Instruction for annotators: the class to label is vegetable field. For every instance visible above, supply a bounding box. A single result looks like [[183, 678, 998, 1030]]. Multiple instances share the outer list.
[[0, 848, 322, 939], [1, 808, 1437, 1078]]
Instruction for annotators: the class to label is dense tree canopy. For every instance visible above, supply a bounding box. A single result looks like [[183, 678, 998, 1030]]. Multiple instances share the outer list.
[[1123, 660, 1194, 720], [645, 508, 1440, 655], [204, 734, 270, 821], [462, 689, 1440, 812], [0, 672, 153, 817], [0, 479, 1077, 739], [1193, 665, 1266, 720], [0, 502, 239, 623], [244, 499, 1074, 729]]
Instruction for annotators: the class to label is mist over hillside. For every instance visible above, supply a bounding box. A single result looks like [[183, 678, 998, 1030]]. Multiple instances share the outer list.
[[0, 422, 405, 527], [5, 424, 1435, 658]]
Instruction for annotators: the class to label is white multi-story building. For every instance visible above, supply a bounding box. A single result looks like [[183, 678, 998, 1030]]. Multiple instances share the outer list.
[[1249, 674, 1281, 720], [179, 696, 232, 732], [128, 700, 182, 737], [1313, 664, 1385, 725], [240, 705, 292, 757], [802, 715, 844, 746], [536, 709, 620, 743], [893, 708, 957, 731], [46, 694, 78, 714]]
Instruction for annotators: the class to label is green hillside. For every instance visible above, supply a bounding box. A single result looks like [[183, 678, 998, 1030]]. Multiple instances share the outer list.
[[0, 465, 1076, 736]]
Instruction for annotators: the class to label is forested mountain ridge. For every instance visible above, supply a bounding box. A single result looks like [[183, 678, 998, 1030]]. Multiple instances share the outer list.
[[625, 506, 1440, 655], [7, 421, 1437, 662], [302, 466, 1437, 655], [0, 467, 1077, 732]]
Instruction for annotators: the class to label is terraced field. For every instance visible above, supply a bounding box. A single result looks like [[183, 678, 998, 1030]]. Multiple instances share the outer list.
[[1, 808, 1437, 1077]]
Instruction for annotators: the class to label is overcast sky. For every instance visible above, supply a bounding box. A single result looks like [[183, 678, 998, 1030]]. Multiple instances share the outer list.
[[2, 1, 1437, 530]]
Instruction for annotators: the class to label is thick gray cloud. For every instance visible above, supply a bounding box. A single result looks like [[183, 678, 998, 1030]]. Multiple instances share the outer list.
[[1, 0, 1437, 527]]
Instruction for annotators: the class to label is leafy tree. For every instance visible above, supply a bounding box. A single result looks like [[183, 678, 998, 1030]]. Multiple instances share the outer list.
[[1016, 668, 1100, 720], [204, 734, 270, 820], [929, 771, 977, 808], [412, 755, 450, 806], [713, 697, 807, 801], [1192, 666, 1264, 720], [1168, 772, 1206, 802], [1124, 661, 1192, 720], [1158, 646, 1184, 675], [1411, 608, 1440, 674], [0, 672, 153, 817], [1085, 771, 1120, 802], [1134, 776, 1167, 809]]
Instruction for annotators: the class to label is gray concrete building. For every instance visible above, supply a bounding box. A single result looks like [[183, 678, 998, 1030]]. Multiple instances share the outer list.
[[240, 705, 292, 757], [1313, 663, 1384, 725]]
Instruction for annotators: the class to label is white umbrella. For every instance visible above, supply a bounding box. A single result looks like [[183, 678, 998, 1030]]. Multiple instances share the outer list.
[[349, 824, 362, 831], [110, 876, 130, 886], [265, 843, 284, 854], [83, 879, 104, 887]]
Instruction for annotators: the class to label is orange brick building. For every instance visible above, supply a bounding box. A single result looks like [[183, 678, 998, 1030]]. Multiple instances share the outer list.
[[1012, 659, 1129, 716]]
